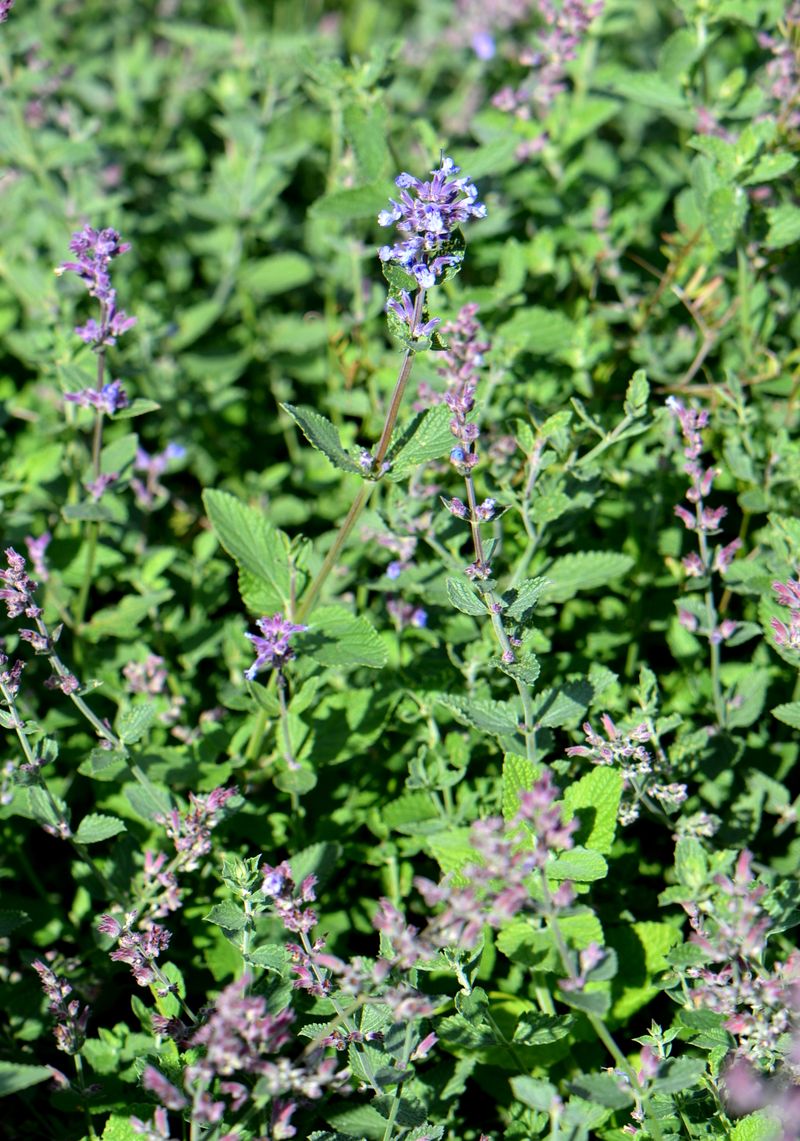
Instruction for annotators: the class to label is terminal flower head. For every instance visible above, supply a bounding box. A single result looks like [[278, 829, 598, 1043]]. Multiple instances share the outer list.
[[244, 613, 308, 679], [378, 155, 486, 288]]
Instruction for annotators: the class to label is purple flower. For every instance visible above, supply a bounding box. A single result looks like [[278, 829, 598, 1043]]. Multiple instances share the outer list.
[[155, 786, 237, 873], [378, 156, 486, 288], [56, 225, 136, 348], [64, 379, 129, 414], [0, 1, 15, 22], [0, 548, 42, 620], [131, 442, 186, 510], [32, 958, 91, 1055], [244, 614, 307, 679], [386, 290, 442, 339], [24, 532, 51, 582]]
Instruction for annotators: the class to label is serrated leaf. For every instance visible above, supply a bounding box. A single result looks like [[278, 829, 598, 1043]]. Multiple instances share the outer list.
[[0, 1061, 54, 1097], [437, 694, 520, 737], [387, 406, 455, 478], [446, 577, 487, 616], [542, 551, 634, 603], [101, 1113, 149, 1141], [563, 767, 622, 854], [558, 987, 611, 1016], [282, 404, 362, 474], [503, 577, 548, 621], [290, 841, 341, 886], [502, 752, 543, 821], [496, 654, 540, 686], [205, 899, 247, 932], [653, 1056, 707, 1094], [383, 792, 439, 829], [324, 1102, 389, 1139], [74, 813, 127, 844], [624, 369, 649, 417], [245, 944, 287, 971], [303, 606, 387, 668], [125, 770, 172, 822], [771, 701, 800, 728], [764, 202, 800, 250], [548, 847, 608, 882], [203, 489, 291, 612], [569, 1070, 631, 1108], [533, 680, 593, 729], [705, 181, 749, 252], [731, 1112, 783, 1141], [116, 703, 156, 745], [78, 748, 129, 782]]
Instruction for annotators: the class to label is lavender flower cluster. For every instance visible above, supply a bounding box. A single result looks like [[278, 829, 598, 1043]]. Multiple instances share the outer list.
[[668, 397, 741, 644], [683, 850, 800, 1071], [492, 0, 604, 156], [378, 155, 486, 291], [56, 225, 137, 348], [244, 614, 308, 680], [567, 713, 687, 825]]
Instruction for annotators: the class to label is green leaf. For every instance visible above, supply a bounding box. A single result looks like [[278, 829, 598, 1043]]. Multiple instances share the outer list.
[[0, 910, 29, 937], [324, 1102, 389, 1139], [303, 606, 387, 668], [675, 837, 708, 891], [344, 103, 389, 181], [383, 792, 440, 830], [309, 183, 386, 220], [653, 1056, 707, 1094], [85, 590, 174, 640], [765, 203, 800, 250], [502, 752, 542, 821], [239, 254, 313, 298], [624, 369, 649, 418], [446, 578, 487, 616], [102, 1114, 150, 1141], [730, 1113, 783, 1141], [568, 1071, 631, 1108], [282, 404, 362, 475], [771, 701, 800, 728], [114, 397, 162, 420], [116, 703, 157, 745], [78, 748, 129, 782], [245, 944, 288, 972], [496, 654, 541, 687], [169, 298, 225, 350], [557, 987, 610, 1016], [125, 770, 172, 822], [100, 432, 138, 478], [743, 153, 798, 185], [387, 406, 456, 478], [542, 551, 634, 603], [205, 899, 247, 932], [548, 847, 608, 882], [705, 185, 748, 252], [437, 694, 520, 738], [203, 489, 291, 613], [290, 840, 341, 886], [0, 1061, 54, 1097], [503, 578, 548, 621], [563, 767, 622, 854], [498, 306, 575, 356], [532, 680, 593, 729], [74, 813, 127, 844]]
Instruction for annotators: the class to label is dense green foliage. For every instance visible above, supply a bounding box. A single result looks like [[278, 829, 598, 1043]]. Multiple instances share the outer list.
[[1, 1, 800, 1139]]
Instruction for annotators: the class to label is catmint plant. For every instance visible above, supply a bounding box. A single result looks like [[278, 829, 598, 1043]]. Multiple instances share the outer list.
[[667, 397, 742, 726], [56, 225, 137, 625]]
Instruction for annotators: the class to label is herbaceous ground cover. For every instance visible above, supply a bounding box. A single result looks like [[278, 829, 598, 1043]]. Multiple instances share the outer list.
[[2, 1, 800, 1139]]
